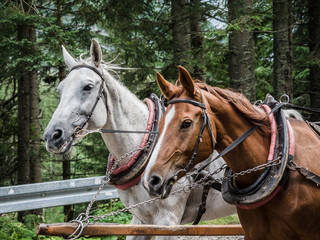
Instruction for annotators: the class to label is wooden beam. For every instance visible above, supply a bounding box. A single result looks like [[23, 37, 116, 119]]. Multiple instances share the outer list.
[[36, 223, 245, 237]]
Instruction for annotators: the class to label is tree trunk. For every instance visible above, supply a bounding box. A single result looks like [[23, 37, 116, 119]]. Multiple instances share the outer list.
[[55, 0, 74, 221], [228, 0, 256, 102], [17, 23, 31, 223], [17, 24, 31, 186], [29, 32, 41, 185], [308, 0, 320, 114], [190, 0, 205, 81], [29, 60, 42, 216], [17, 0, 41, 221], [63, 154, 74, 221], [171, 0, 192, 78], [273, 0, 293, 100]]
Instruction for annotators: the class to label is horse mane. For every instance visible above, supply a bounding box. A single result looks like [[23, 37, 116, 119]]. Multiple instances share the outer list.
[[79, 56, 132, 72], [76, 57, 143, 102], [196, 82, 269, 130]]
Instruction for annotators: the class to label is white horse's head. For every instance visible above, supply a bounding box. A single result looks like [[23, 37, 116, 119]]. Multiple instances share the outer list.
[[43, 39, 108, 154]]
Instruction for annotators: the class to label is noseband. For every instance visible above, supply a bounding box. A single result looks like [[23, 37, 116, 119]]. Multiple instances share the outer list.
[[167, 92, 216, 174]]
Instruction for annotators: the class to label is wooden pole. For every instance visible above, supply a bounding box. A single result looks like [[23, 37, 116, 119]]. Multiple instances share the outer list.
[[36, 223, 244, 237]]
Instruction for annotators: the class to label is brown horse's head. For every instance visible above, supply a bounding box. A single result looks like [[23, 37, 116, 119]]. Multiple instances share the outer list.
[[143, 66, 216, 198]]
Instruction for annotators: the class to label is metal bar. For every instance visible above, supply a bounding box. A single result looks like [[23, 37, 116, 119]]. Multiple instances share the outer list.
[[36, 223, 245, 236], [0, 177, 118, 213]]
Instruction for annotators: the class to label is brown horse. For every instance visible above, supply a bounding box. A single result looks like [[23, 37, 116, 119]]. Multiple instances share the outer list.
[[143, 66, 320, 240]]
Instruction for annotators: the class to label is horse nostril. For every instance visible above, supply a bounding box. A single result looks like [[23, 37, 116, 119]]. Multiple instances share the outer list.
[[148, 174, 163, 192], [52, 129, 63, 141]]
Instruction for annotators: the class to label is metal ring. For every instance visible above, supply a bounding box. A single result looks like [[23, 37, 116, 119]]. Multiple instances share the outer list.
[[183, 184, 192, 193], [67, 219, 84, 240], [254, 100, 263, 106], [280, 94, 290, 103], [74, 129, 90, 138]]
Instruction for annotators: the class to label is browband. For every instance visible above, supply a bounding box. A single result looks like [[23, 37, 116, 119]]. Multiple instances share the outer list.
[[70, 64, 105, 82], [168, 99, 206, 109]]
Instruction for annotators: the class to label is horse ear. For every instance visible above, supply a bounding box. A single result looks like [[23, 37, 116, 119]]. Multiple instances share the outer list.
[[156, 72, 178, 99], [90, 39, 102, 67], [178, 66, 196, 95], [62, 45, 77, 69]]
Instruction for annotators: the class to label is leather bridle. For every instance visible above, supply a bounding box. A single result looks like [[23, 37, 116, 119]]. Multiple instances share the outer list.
[[167, 91, 216, 176], [52, 64, 158, 154], [166, 92, 288, 184], [70, 64, 108, 136]]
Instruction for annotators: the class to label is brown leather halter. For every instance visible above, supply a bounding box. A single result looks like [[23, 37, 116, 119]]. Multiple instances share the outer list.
[[167, 92, 216, 176]]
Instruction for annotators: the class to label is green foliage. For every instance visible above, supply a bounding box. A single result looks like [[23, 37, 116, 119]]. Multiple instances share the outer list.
[[0, 215, 63, 240], [0, 215, 35, 240], [81, 199, 133, 240], [93, 199, 132, 225], [0, 2, 316, 239], [255, 66, 273, 100], [43, 206, 66, 224]]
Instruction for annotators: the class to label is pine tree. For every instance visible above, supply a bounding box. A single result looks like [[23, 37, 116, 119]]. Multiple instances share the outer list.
[[228, 0, 256, 101]]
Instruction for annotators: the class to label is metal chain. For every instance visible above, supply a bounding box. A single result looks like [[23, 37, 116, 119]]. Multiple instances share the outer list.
[[67, 156, 281, 239], [106, 142, 152, 175], [66, 94, 287, 239], [67, 142, 151, 240], [93, 157, 281, 222]]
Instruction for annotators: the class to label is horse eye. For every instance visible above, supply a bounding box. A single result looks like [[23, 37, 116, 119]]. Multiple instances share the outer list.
[[181, 120, 192, 129], [83, 84, 94, 91]]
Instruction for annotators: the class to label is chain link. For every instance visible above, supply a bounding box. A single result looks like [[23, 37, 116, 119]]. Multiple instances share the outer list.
[[67, 143, 151, 239], [91, 157, 281, 223], [67, 154, 281, 239]]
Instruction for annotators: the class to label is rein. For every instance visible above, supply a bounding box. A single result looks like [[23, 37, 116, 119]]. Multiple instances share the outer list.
[[168, 92, 320, 212], [193, 100, 286, 174], [167, 92, 286, 183]]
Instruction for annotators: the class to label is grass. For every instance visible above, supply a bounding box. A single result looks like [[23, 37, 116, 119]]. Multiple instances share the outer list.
[[199, 214, 240, 225]]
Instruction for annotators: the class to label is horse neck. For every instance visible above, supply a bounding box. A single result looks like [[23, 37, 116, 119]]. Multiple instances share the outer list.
[[207, 95, 270, 187], [100, 71, 149, 163]]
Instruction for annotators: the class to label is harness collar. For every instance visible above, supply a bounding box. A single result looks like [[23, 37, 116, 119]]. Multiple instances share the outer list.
[[222, 100, 294, 209], [108, 94, 164, 190], [166, 92, 294, 210]]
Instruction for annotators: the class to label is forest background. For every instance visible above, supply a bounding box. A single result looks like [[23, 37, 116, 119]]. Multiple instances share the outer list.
[[0, 0, 319, 239]]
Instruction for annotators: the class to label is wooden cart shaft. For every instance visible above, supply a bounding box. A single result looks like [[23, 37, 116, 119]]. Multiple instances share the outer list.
[[36, 223, 244, 237]]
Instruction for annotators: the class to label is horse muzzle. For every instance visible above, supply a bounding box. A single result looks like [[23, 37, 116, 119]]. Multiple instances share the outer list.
[[144, 174, 175, 199], [43, 127, 74, 154]]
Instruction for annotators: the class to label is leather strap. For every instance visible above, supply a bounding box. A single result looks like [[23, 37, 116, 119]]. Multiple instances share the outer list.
[[296, 167, 320, 187], [69, 64, 107, 134], [196, 101, 286, 173], [70, 64, 105, 81], [168, 99, 206, 109], [191, 171, 222, 225]]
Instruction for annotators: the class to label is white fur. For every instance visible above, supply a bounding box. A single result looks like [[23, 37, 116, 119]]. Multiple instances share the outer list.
[[144, 106, 175, 180], [45, 42, 236, 240]]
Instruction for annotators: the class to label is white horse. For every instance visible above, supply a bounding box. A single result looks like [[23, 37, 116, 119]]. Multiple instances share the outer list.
[[43, 39, 237, 240]]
